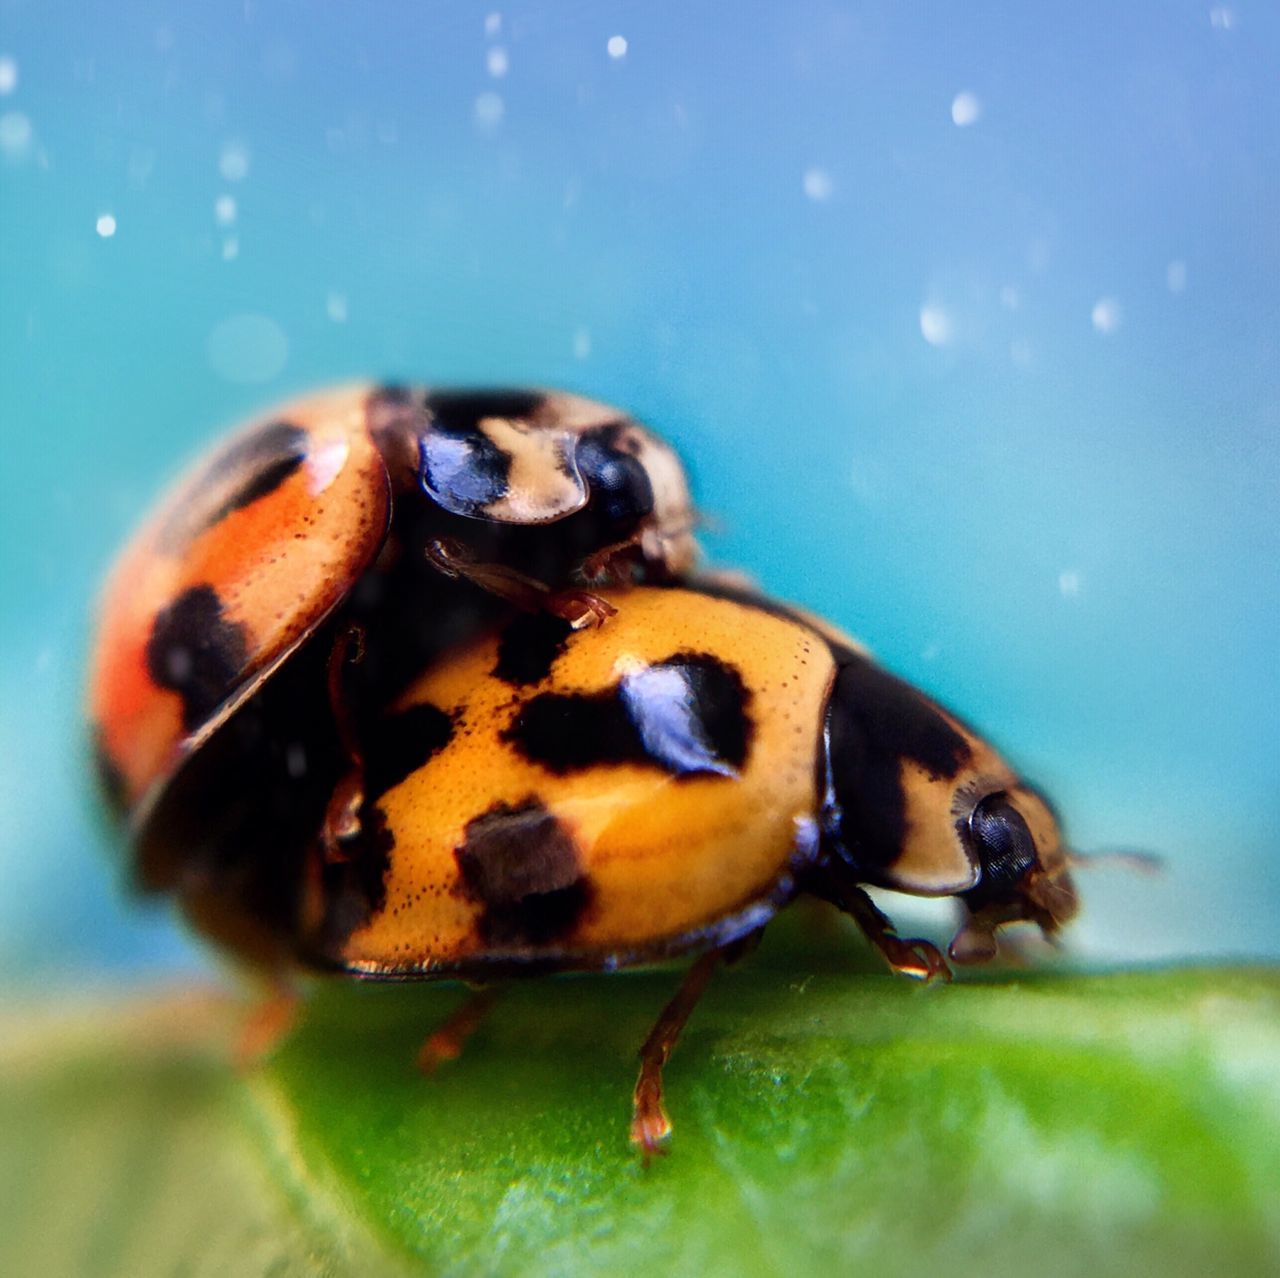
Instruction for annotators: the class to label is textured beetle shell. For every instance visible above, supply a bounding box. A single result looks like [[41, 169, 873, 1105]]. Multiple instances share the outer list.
[[89, 386, 391, 814], [88, 384, 698, 829], [307, 587, 837, 975]]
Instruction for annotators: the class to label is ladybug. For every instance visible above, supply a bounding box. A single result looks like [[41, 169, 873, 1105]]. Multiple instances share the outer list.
[[87, 385, 696, 955], [288, 582, 1080, 1155]]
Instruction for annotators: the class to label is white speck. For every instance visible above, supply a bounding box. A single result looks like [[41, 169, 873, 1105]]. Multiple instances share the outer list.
[[206, 313, 288, 384], [484, 12, 502, 36], [1209, 6, 1237, 31], [285, 744, 308, 779], [1091, 296, 1121, 335], [326, 291, 348, 323], [221, 235, 239, 261], [218, 140, 250, 182], [1058, 569, 1083, 599], [919, 303, 954, 347], [487, 47, 509, 78], [214, 194, 237, 226], [848, 453, 889, 506], [802, 167, 833, 201], [376, 119, 398, 145], [1000, 285, 1020, 310], [1166, 260, 1187, 294], [127, 147, 156, 188], [95, 213, 117, 238], [474, 91, 504, 130], [1010, 338, 1034, 367], [0, 111, 33, 161], [572, 327, 591, 359], [607, 35, 628, 60], [951, 91, 982, 127], [921, 643, 941, 662], [0, 56, 17, 96]]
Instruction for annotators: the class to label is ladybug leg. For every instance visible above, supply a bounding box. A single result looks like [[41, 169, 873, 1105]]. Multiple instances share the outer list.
[[417, 986, 501, 1074], [545, 587, 618, 629], [320, 626, 368, 861], [948, 902, 1038, 967], [425, 537, 615, 629], [320, 771, 364, 861], [579, 529, 649, 584], [818, 872, 952, 983], [631, 944, 733, 1161], [236, 977, 302, 1067], [580, 511, 708, 585], [326, 624, 366, 760]]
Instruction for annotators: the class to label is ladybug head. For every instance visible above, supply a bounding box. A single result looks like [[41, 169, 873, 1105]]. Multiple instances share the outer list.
[[821, 655, 1079, 963], [948, 785, 1079, 964], [574, 423, 697, 578]]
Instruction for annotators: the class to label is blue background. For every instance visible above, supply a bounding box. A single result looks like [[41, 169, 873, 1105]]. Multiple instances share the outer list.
[[1, 0, 1277, 986]]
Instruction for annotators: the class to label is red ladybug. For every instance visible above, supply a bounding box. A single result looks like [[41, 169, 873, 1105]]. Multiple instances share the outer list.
[[88, 384, 696, 958]]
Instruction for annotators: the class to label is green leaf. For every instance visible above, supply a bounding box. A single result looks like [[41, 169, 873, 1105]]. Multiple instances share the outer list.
[[5, 939, 1280, 1277]]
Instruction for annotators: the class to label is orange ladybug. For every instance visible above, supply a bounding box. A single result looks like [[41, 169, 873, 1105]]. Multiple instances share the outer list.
[[291, 583, 1079, 1154]]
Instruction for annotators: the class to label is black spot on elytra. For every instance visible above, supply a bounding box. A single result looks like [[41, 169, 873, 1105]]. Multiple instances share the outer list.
[[209, 421, 309, 519], [504, 689, 632, 773], [456, 798, 592, 945], [823, 654, 973, 870], [626, 654, 751, 774], [362, 702, 454, 801], [574, 422, 654, 527], [145, 585, 250, 731], [418, 391, 548, 517], [156, 421, 309, 550], [493, 611, 574, 686], [504, 651, 751, 778]]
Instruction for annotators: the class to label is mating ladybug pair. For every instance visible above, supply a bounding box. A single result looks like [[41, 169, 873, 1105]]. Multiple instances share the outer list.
[[89, 383, 1079, 1155]]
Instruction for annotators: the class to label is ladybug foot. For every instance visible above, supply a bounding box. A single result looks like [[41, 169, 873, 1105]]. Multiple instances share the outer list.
[[426, 537, 614, 627], [630, 1074, 673, 1162], [235, 984, 301, 1069], [817, 877, 954, 984], [416, 988, 498, 1076], [416, 1032, 462, 1075], [547, 588, 617, 630], [876, 934, 953, 984], [580, 531, 647, 585], [627, 945, 731, 1160]]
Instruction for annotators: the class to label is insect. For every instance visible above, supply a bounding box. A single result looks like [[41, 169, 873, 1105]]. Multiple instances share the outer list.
[[87, 385, 696, 952], [289, 582, 1080, 1155]]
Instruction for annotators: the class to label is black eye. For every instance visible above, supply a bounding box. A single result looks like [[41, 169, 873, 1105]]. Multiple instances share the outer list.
[[963, 793, 1037, 907], [575, 430, 653, 526]]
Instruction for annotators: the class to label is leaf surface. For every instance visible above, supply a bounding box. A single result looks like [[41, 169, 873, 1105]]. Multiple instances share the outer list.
[[5, 947, 1279, 1278]]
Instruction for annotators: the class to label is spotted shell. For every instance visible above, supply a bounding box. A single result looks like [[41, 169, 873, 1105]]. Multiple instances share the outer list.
[[305, 587, 837, 975], [89, 384, 698, 826]]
